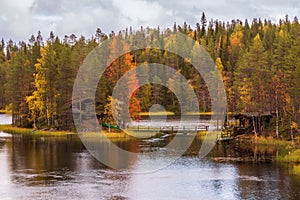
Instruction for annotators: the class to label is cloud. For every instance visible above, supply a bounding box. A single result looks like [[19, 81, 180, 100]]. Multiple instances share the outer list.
[[0, 0, 299, 42], [30, 0, 63, 15]]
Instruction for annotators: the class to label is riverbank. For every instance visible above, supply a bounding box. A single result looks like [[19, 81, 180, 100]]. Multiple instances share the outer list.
[[235, 135, 294, 147], [0, 125, 75, 136], [0, 124, 175, 139], [233, 134, 300, 164], [2, 124, 300, 164], [0, 124, 136, 138]]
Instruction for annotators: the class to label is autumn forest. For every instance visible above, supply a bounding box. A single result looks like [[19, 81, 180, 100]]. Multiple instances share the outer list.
[[0, 13, 300, 136]]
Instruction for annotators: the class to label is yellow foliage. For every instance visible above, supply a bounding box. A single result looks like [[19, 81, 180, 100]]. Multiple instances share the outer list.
[[229, 30, 243, 49], [104, 96, 122, 124], [253, 34, 262, 44], [237, 81, 252, 112], [292, 122, 298, 130], [215, 57, 224, 74]]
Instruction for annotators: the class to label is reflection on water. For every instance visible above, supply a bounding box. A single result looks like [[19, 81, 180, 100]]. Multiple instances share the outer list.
[[0, 114, 11, 125], [0, 115, 300, 199]]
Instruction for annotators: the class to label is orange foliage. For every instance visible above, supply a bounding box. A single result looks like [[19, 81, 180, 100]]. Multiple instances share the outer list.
[[229, 30, 243, 53], [105, 38, 141, 120]]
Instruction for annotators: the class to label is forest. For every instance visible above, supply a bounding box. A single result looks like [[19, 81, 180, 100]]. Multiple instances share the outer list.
[[0, 13, 299, 136]]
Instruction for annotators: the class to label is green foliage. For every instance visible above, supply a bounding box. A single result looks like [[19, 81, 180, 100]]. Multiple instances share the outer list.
[[1, 16, 300, 135], [234, 34, 272, 113], [0, 124, 73, 136], [103, 96, 122, 124], [277, 149, 300, 163]]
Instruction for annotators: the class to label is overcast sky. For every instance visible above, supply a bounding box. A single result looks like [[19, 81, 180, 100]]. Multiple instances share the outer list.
[[1, 0, 300, 41]]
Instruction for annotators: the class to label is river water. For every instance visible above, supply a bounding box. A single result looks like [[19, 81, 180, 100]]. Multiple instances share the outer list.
[[0, 114, 300, 200]]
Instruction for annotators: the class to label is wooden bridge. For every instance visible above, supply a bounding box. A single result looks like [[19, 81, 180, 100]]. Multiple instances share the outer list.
[[128, 125, 210, 133], [128, 125, 234, 143]]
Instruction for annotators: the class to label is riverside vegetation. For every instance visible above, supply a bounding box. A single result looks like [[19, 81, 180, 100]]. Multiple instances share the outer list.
[[0, 14, 300, 164], [0, 13, 299, 134]]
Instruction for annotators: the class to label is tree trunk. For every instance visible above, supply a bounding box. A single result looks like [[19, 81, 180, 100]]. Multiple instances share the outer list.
[[252, 116, 257, 137], [276, 93, 279, 138], [291, 120, 294, 145]]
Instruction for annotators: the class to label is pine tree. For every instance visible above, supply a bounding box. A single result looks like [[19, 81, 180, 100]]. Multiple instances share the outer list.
[[27, 41, 59, 128], [0, 39, 6, 108], [234, 34, 271, 116], [201, 12, 207, 37]]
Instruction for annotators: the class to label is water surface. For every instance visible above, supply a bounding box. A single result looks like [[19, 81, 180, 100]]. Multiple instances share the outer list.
[[0, 114, 299, 200]]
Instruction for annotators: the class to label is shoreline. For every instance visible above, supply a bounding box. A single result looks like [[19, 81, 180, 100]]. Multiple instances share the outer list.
[[1, 124, 300, 164], [0, 124, 75, 137], [0, 124, 181, 139]]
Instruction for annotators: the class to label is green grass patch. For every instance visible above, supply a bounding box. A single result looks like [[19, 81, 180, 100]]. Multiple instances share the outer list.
[[0, 125, 163, 139], [79, 130, 164, 140], [186, 112, 234, 116], [251, 136, 292, 146], [0, 125, 74, 137], [185, 112, 213, 115], [138, 111, 175, 116], [277, 149, 300, 163], [292, 165, 300, 176]]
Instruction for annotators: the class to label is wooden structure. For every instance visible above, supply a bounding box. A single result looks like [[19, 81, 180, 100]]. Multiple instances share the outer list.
[[129, 125, 209, 133], [232, 112, 273, 136]]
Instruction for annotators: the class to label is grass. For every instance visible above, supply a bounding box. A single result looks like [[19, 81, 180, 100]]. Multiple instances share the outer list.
[[251, 136, 292, 146], [78, 130, 164, 140], [138, 111, 175, 116], [185, 112, 213, 115], [0, 124, 167, 139], [0, 125, 74, 137], [186, 112, 234, 115], [235, 135, 300, 163], [0, 123, 214, 140], [292, 165, 300, 176], [277, 149, 300, 163]]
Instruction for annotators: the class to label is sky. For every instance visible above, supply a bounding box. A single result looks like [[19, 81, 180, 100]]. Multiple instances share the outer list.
[[1, 0, 300, 42]]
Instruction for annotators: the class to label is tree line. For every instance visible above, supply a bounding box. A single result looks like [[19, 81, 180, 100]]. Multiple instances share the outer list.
[[0, 13, 299, 135]]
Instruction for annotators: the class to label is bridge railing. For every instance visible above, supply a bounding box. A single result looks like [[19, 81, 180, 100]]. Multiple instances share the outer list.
[[126, 125, 210, 132]]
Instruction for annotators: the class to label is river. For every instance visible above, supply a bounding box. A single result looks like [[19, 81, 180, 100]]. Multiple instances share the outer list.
[[0, 114, 300, 200]]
